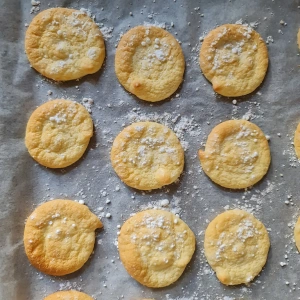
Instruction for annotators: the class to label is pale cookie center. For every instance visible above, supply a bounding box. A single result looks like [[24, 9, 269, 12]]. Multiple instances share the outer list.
[[214, 219, 261, 263], [130, 215, 187, 271], [208, 26, 258, 79], [121, 127, 180, 169], [43, 215, 80, 259], [132, 35, 172, 80], [41, 116, 74, 154], [37, 104, 89, 156], [209, 126, 260, 171], [39, 12, 101, 73]]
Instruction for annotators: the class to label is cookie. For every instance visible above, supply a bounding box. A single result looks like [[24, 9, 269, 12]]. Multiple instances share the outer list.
[[118, 209, 195, 287], [25, 99, 93, 168], [24, 199, 102, 276], [115, 25, 185, 102], [198, 119, 270, 189], [110, 121, 184, 190], [44, 290, 93, 300], [204, 209, 270, 285], [294, 123, 300, 159], [199, 24, 268, 97], [25, 8, 105, 81], [294, 216, 300, 252]]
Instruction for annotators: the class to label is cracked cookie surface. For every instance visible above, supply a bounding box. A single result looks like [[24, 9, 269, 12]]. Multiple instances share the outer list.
[[115, 25, 185, 102], [118, 209, 195, 287], [25, 99, 93, 168], [198, 119, 270, 189], [110, 121, 184, 190], [199, 24, 268, 97], [204, 209, 270, 285], [24, 199, 102, 276], [25, 8, 105, 81]]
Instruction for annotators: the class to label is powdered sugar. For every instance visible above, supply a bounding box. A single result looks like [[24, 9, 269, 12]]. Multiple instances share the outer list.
[[143, 21, 167, 29], [266, 36, 274, 44], [86, 48, 97, 59], [49, 113, 66, 123], [154, 49, 166, 61], [283, 137, 300, 168], [99, 26, 114, 40], [30, 0, 40, 13], [79, 8, 95, 20], [81, 97, 94, 113], [139, 196, 182, 215], [126, 111, 202, 151]]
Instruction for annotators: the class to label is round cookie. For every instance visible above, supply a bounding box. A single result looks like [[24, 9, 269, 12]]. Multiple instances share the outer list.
[[294, 216, 300, 252], [199, 24, 268, 97], [118, 209, 195, 288], [44, 290, 93, 300], [294, 123, 300, 158], [25, 8, 105, 81], [24, 199, 102, 276], [110, 121, 184, 190], [25, 99, 93, 168], [115, 25, 185, 102], [198, 119, 270, 189], [204, 209, 270, 285]]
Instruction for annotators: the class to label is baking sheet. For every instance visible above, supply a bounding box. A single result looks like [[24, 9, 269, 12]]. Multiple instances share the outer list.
[[1, 0, 300, 299]]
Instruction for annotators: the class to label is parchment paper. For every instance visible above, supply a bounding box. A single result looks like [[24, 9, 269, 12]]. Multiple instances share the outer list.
[[1, 0, 300, 299]]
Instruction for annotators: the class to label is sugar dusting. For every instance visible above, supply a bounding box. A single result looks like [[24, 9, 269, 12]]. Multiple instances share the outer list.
[[139, 196, 182, 215], [126, 110, 202, 151], [99, 25, 114, 40], [23, 2, 297, 300], [81, 97, 94, 113], [30, 0, 40, 14]]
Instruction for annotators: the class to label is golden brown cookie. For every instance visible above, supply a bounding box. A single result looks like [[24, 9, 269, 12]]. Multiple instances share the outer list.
[[199, 24, 268, 97], [198, 119, 270, 189], [24, 199, 102, 276], [110, 122, 184, 190], [44, 290, 93, 300], [294, 216, 300, 252], [294, 123, 300, 158], [115, 25, 185, 102], [25, 8, 105, 81], [118, 209, 195, 287], [25, 99, 93, 168], [204, 209, 270, 285]]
